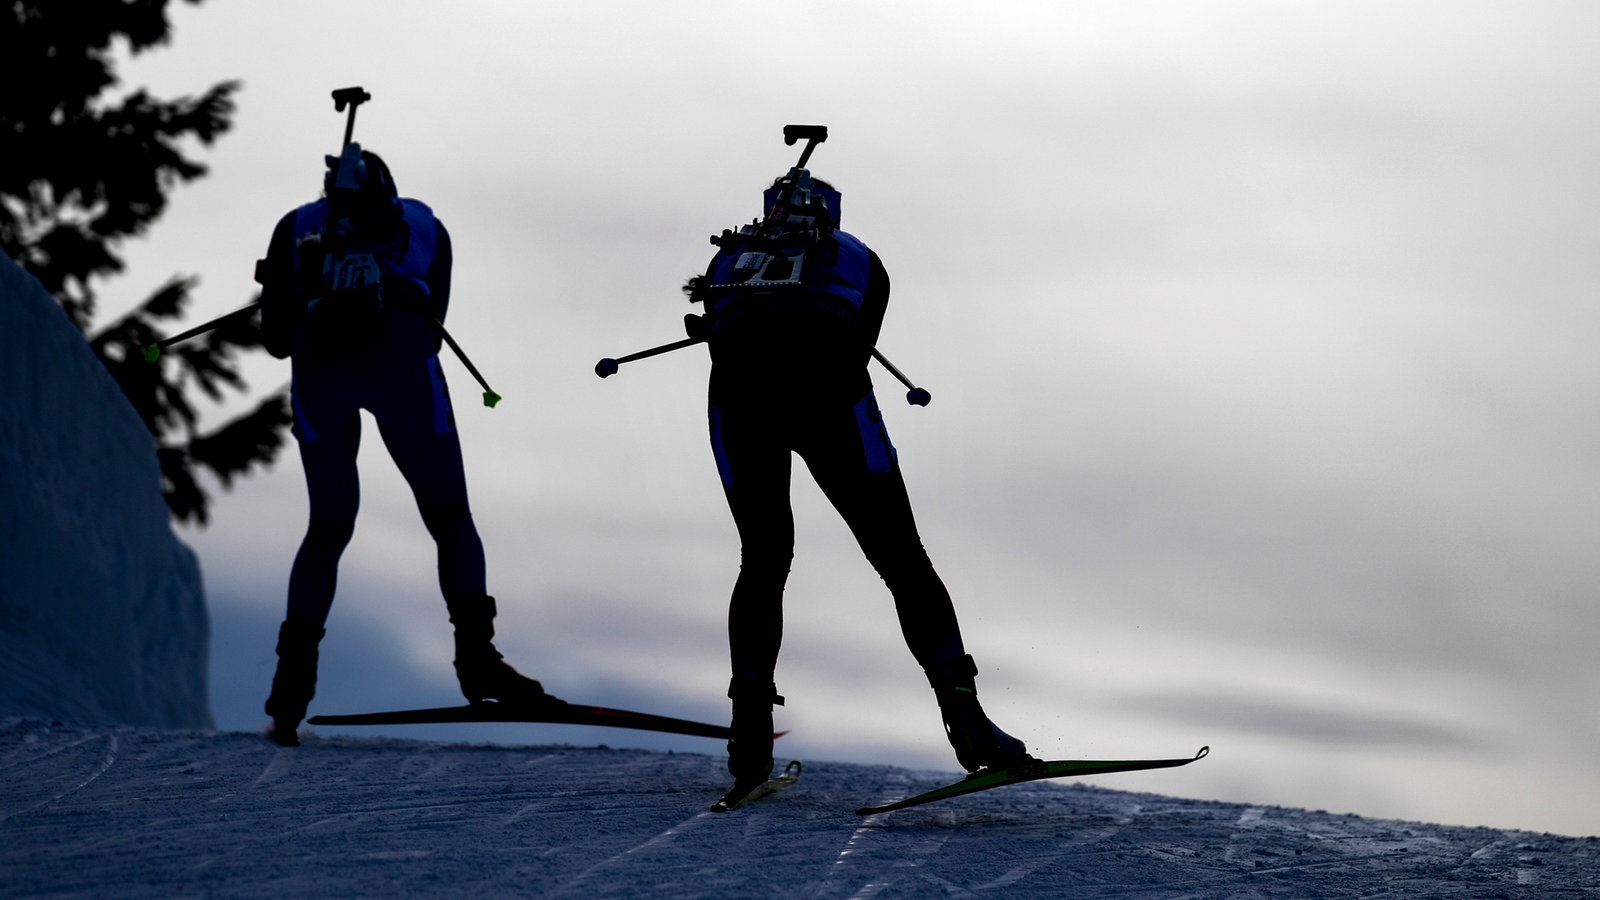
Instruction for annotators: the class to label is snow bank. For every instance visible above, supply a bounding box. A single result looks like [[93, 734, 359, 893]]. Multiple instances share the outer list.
[[0, 253, 210, 728]]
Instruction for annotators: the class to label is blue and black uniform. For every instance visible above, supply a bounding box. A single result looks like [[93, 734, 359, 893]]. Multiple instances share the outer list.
[[702, 231, 966, 681], [259, 196, 483, 625], [697, 186, 1028, 782], [257, 154, 547, 746]]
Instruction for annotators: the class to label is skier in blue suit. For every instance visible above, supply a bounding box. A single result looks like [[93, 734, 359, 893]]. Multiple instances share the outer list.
[[255, 146, 551, 745], [687, 172, 1032, 790]]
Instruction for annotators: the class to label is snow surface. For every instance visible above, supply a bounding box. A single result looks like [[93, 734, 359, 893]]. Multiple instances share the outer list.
[[2, 717, 1596, 898], [0, 254, 209, 729]]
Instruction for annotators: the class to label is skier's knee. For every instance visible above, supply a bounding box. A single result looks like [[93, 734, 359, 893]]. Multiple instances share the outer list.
[[304, 515, 356, 551], [419, 503, 473, 541], [865, 539, 932, 578], [739, 544, 793, 578]]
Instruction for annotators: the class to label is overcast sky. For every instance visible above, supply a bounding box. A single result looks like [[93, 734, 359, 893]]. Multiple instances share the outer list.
[[103, 1, 1598, 836]]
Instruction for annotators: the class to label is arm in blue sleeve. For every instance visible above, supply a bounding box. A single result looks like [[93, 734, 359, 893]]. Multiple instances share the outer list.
[[860, 248, 890, 352], [429, 219, 453, 325], [258, 212, 303, 359]]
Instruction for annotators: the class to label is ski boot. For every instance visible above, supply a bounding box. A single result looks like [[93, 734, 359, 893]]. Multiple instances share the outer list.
[[264, 620, 325, 747], [445, 595, 558, 708], [925, 654, 1032, 773], [725, 676, 784, 788]]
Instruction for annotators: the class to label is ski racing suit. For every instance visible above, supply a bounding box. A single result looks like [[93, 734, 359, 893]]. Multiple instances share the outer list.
[[698, 198, 1028, 782], [258, 196, 484, 627], [700, 228, 969, 694]]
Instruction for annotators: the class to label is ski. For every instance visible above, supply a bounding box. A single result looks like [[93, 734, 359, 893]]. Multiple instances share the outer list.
[[307, 699, 738, 740], [856, 745, 1209, 815], [710, 760, 803, 812]]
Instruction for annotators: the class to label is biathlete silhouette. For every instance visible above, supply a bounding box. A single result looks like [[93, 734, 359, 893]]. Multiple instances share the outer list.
[[598, 125, 1033, 806]]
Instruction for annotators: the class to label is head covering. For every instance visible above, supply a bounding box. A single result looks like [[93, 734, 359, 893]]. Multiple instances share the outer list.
[[323, 143, 397, 200], [763, 172, 841, 229]]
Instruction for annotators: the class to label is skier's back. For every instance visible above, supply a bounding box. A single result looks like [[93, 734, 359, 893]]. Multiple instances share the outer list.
[[254, 139, 553, 745]]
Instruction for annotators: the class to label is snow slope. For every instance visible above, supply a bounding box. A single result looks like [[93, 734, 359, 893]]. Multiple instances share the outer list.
[[2, 718, 1595, 898], [0, 253, 209, 729]]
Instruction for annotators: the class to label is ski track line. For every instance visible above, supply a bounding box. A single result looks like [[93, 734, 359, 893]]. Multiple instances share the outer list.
[[0, 731, 105, 775], [826, 814, 895, 900], [945, 800, 1140, 895], [821, 780, 1145, 898], [817, 770, 918, 899], [0, 733, 118, 825], [843, 814, 957, 900], [252, 746, 296, 786], [1152, 850, 1443, 900], [288, 752, 531, 832], [1442, 837, 1546, 893], [500, 755, 582, 825], [293, 801, 482, 835], [200, 737, 291, 805], [1163, 813, 1458, 900], [970, 849, 1075, 893], [551, 753, 737, 894], [551, 808, 719, 897]]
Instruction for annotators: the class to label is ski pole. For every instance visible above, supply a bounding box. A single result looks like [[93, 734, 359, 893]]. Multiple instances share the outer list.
[[871, 348, 932, 407], [594, 337, 705, 378], [141, 302, 261, 362], [430, 317, 501, 408]]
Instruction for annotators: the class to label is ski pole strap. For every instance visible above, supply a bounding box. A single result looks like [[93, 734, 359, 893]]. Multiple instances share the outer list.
[[141, 302, 262, 362]]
